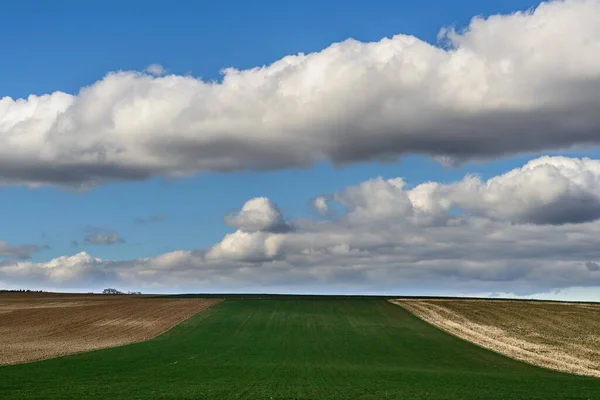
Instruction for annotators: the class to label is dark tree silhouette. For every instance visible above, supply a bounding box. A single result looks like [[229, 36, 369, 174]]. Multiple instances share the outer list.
[[102, 288, 123, 295]]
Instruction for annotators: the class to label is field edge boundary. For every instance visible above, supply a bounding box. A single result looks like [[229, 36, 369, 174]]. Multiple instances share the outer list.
[[389, 299, 600, 379]]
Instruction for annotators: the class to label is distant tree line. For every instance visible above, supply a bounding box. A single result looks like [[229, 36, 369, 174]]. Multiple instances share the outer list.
[[102, 288, 142, 295], [1, 288, 142, 295]]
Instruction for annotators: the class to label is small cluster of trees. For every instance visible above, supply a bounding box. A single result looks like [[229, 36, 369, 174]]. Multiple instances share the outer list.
[[102, 288, 142, 295], [102, 288, 123, 294]]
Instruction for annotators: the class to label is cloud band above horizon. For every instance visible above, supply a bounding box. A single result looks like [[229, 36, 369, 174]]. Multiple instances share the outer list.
[[2, 155, 600, 299]]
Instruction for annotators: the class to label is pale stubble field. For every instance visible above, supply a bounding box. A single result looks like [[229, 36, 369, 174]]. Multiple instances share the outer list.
[[392, 298, 600, 377]]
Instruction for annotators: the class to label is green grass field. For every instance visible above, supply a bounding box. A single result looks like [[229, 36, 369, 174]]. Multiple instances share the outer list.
[[1, 299, 598, 399]]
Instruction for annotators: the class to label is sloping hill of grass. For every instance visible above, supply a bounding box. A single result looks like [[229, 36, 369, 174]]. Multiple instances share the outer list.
[[1, 299, 598, 399]]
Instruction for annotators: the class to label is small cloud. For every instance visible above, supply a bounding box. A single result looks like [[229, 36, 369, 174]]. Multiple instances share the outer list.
[[585, 261, 600, 272], [83, 227, 126, 245], [85, 233, 125, 245], [312, 196, 330, 216], [145, 64, 166, 76], [0, 241, 49, 260], [134, 214, 165, 224]]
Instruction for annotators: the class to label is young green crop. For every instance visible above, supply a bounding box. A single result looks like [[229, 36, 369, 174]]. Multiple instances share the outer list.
[[1, 299, 598, 399]]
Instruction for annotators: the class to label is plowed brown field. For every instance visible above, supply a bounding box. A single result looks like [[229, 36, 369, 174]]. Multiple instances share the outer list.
[[391, 299, 600, 377], [0, 293, 221, 365]]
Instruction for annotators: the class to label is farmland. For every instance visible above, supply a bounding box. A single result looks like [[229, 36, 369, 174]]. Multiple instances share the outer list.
[[0, 297, 598, 399], [0, 293, 220, 365], [392, 298, 600, 377]]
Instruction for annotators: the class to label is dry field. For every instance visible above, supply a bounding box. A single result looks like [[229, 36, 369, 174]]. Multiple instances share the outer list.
[[0, 293, 221, 365], [391, 299, 600, 377]]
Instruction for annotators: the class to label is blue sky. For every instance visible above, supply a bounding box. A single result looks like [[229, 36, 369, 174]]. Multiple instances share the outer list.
[[0, 0, 558, 261], [2, 0, 600, 299], [2, 0, 543, 98]]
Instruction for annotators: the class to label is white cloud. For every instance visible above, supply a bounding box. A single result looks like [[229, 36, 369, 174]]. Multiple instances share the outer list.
[[224, 197, 290, 232], [333, 177, 415, 223], [2, 0, 600, 187], [212, 197, 289, 261], [5, 155, 600, 300], [425, 156, 600, 224], [312, 196, 330, 215], [322, 156, 600, 225], [206, 230, 284, 262]]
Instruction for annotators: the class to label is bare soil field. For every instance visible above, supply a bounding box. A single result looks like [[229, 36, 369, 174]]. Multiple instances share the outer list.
[[0, 293, 221, 365], [391, 299, 600, 377]]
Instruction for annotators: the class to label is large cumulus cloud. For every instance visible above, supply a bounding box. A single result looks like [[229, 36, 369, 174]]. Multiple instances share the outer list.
[[3, 156, 600, 299], [330, 156, 600, 225], [442, 156, 600, 224], [2, 0, 600, 187]]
